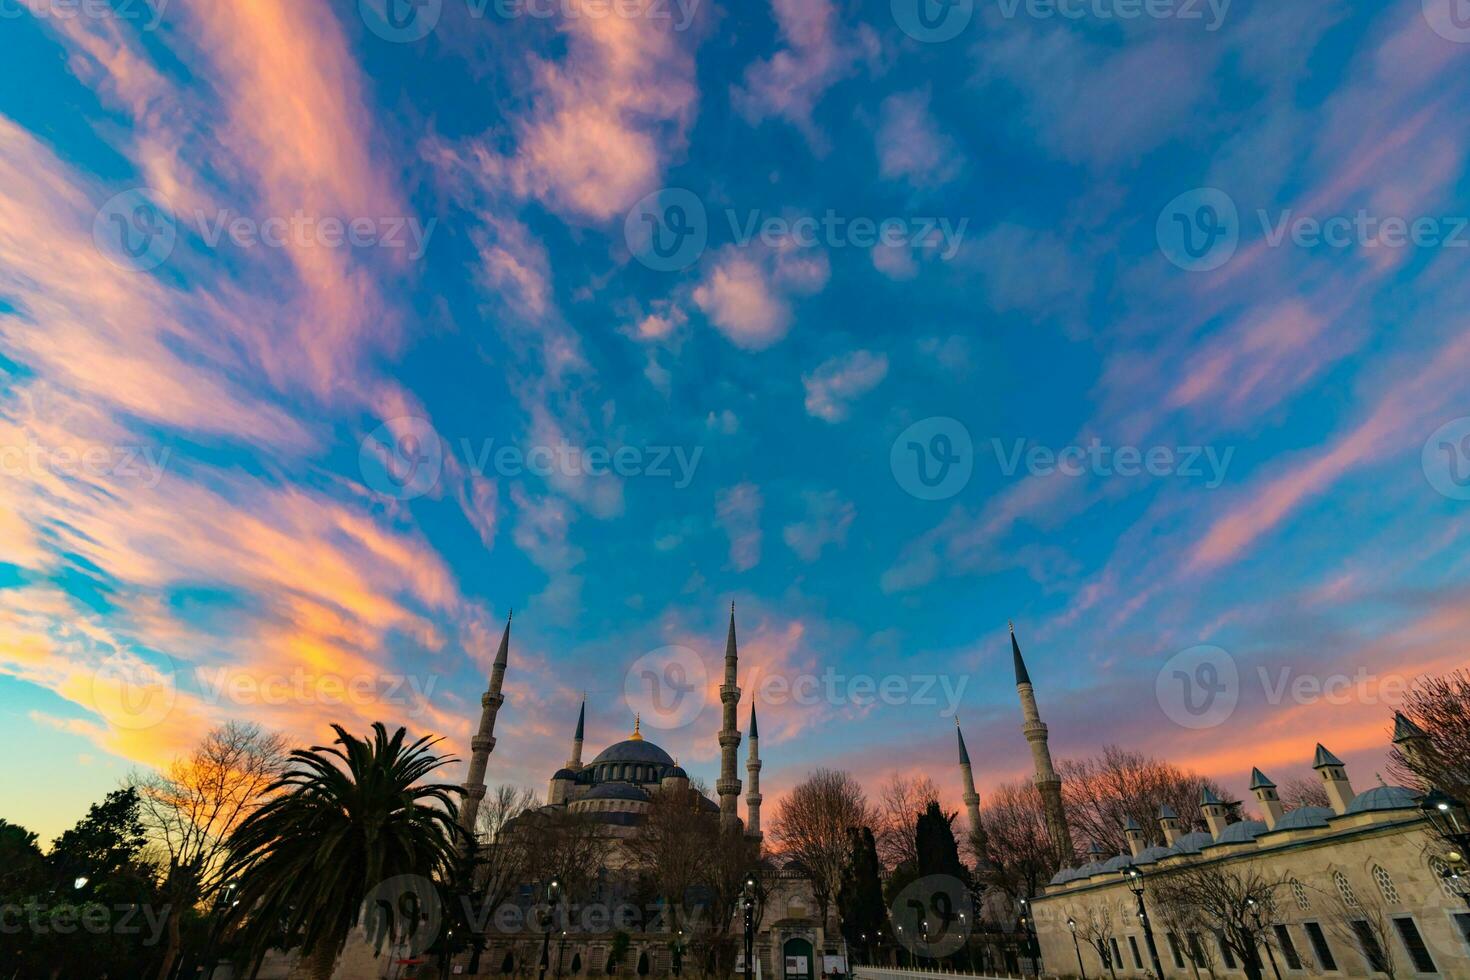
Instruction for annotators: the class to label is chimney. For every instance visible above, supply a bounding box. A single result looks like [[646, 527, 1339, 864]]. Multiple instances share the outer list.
[[1123, 816, 1145, 857], [1314, 744, 1355, 815], [1200, 786, 1229, 838], [1158, 804, 1183, 846], [1250, 768, 1284, 830]]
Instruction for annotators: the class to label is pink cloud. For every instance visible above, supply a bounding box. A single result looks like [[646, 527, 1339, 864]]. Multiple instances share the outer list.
[[716, 483, 764, 572], [803, 350, 889, 422]]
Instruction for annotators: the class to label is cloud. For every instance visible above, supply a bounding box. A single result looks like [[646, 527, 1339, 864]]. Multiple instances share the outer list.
[[693, 245, 830, 349], [802, 350, 889, 422], [782, 491, 856, 561], [715, 483, 764, 572], [875, 89, 964, 188]]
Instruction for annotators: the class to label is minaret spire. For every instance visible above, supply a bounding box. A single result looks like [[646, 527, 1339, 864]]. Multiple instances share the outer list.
[[717, 603, 743, 831], [461, 610, 512, 840], [567, 696, 586, 770], [746, 701, 763, 840], [1010, 622, 1073, 865], [956, 717, 985, 854]]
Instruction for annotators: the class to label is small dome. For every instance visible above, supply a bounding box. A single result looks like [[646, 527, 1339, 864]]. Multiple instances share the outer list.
[[590, 739, 676, 767], [1101, 853, 1133, 873], [1049, 868, 1078, 885], [1170, 832, 1214, 855], [1209, 820, 1268, 845], [1345, 785, 1418, 814], [584, 781, 651, 802], [1273, 806, 1334, 831], [1134, 846, 1174, 866], [552, 768, 578, 781], [663, 765, 688, 780]]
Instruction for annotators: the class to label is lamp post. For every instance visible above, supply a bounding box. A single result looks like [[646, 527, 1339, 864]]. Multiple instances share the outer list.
[[742, 874, 757, 980], [1422, 789, 1470, 909], [1245, 898, 1281, 980], [538, 878, 562, 980], [1120, 865, 1165, 979], [1067, 918, 1087, 980], [1018, 897, 1038, 978]]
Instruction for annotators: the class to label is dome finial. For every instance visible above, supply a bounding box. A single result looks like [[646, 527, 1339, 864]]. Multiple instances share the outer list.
[[630, 713, 643, 741]]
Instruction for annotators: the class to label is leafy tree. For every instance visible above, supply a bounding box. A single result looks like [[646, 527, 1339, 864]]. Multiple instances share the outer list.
[[836, 827, 885, 963], [49, 786, 147, 886], [222, 722, 463, 980], [915, 801, 968, 883]]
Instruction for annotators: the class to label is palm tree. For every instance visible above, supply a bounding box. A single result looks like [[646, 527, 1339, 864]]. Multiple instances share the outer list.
[[222, 722, 464, 980]]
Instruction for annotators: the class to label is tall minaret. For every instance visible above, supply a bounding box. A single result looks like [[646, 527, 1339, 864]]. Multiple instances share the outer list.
[[746, 702, 763, 840], [956, 718, 984, 846], [717, 603, 743, 831], [461, 611, 512, 840], [1011, 621, 1073, 865], [567, 696, 586, 770]]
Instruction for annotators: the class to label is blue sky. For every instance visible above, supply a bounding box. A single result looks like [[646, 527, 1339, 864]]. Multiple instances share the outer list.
[[3, 0, 1470, 841]]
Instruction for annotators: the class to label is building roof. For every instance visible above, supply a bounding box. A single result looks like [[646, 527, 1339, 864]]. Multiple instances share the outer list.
[[1010, 622, 1032, 686], [1392, 712, 1427, 743], [1101, 853, 1133, 873], [1344, 785, 1418, 814], [552, 768, 578, 781], [1273, 806, 1334, 831], [1249, 768, 1275, 791], [1210, 820, 1268, 845], [1159, 803, 1179, 820], [1134, 846, 1175, 866], [1201, 786, 1224, 806], [584, 781, 651, 802], [591, 738, 676, 767], [1313, 744, 1344, 768], [1169, 831, 1214, 855]]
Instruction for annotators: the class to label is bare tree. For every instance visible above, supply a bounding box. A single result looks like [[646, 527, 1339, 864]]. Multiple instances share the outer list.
[[1059, 745, 1231, 854], [874, 774, 939, 871], [1150, 860, 1287, 980], [520, 806, 611, 911], [1321, 877, 1399, 979], [464, 785, 539, 973], [1387, 668, 1470, 800], [770, 768, 873, 934], [1278, 776, 1331, 810], [132, 721, 288, 980], [626, 782, 718, 926], [1069, 902, 1119, 980], [973, 780, 1058, 904]]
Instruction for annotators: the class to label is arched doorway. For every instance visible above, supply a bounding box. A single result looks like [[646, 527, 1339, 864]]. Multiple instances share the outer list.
[[782, 937, 814, 980]]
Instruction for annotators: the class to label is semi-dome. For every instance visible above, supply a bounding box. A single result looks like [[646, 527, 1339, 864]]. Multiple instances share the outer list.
[[1101, 853, 1133, 873], [663, 765, 689, 780], [1134, 846, 1174, 865], [584, 781, 651, 802], [551, 768, 578, 781], [1346, 785, 1418, 814], [1049, 868, 1079, 885], [1210, 820, 1268, 845], [591, 738, 676, 767], [1273, 806, 1334, 830]]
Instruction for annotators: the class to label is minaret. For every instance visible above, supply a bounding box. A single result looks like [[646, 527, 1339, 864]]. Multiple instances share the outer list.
[[746, 702, 763, 840], [717, 603, 743, 831], [1158, 804, 1182, 846], [1314, 744, 1356, 814], [956, 718, 984, 846], [1392, 712, 1433, 778], [567, 696, 586, 770], [1011, 622, 1074, 865], [1200, 786, 1229, 838], [461, 611, 511, 840]]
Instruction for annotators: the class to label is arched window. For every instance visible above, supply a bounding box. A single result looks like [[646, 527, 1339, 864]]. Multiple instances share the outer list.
[[1292, 878, 1311, 912], [501, 952, 515, 975], [1429, 857, 1462, 900], [1372, 865, 1400, 905], [571, 954, 583, 974], [1333, 870, 1360, 909], [637, 951, 650, 976]]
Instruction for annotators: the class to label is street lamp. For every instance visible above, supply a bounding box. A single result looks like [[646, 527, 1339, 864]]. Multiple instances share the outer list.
[[1119, 865, 1165, 979], [1246, 898, 1282, 980], [538, 878, 562, 980], [72, 876, 89, 891], [1067, 918, 1087, 980], [1018, 897, 1038, 978]]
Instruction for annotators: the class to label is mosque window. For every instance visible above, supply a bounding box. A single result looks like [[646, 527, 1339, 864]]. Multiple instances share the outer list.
[[1429, 857, 1462, 900], [1332, 870, 1360, 909], [1371, 865, 1399, 906], [1292, 878, 1311, 912]]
